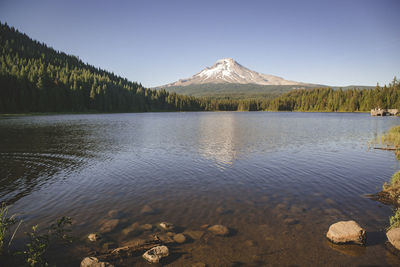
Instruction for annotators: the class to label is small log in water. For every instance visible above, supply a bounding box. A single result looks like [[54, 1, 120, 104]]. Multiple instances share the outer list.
[[95, 235, 174, 261], [373, 147, 398, 151]]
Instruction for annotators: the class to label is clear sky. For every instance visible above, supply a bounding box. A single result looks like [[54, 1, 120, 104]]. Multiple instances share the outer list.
[[1, 0, 399, 87]]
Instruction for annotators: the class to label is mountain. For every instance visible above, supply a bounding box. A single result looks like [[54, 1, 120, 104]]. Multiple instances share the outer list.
[[158, 58, 322, 98], [164, 58, 306, 86]]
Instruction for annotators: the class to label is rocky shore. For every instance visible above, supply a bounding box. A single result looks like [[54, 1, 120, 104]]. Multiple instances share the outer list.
[[80, 208, 234, 266]]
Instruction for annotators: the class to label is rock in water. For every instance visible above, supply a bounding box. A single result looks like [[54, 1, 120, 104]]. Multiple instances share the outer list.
[[140, 224, 153, 231], [159, 222, 175, 231], [107, 210, 123, 219], [387, 228, 400, 250], [99, 219, 119, 233], [208, 225, 229, 236], [141, 205, 156, 215], [88, 233, 101, 242], [121, 222, 140, 235], [173, 233, 186, 243], [142, 245, 169, 263], [184, 230, 204, 240], [326, 220, 366, 245], [80, 257, 114, 267]]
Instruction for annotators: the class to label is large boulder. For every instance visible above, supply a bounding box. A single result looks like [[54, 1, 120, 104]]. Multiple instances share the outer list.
[[81, 257, 114, 267], [142, 245, 169, 263], [326, 220, 366, 245], [387, 227, 400, 250], [208, 225, 229, 236]]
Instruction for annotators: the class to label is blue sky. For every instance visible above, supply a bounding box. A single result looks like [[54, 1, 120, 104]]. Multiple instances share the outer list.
[[1, 0, 399, 87]]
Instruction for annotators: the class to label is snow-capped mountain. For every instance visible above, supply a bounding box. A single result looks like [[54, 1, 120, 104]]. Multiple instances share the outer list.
[[162, 58, 304, 87]]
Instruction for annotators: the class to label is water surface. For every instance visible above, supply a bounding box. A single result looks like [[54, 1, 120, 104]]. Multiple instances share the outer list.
[[1, 112, 399, 266]]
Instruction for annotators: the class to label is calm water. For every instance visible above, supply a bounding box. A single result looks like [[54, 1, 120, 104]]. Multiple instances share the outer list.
[[1, 112, 400, 266]]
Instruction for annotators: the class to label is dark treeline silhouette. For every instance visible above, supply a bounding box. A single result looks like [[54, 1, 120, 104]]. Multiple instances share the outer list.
[[267, 82, 400, 112], [0, 22, 399, 113]]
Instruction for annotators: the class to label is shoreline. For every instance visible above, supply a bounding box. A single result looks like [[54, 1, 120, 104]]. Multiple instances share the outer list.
[[0, 110, 374, 117]]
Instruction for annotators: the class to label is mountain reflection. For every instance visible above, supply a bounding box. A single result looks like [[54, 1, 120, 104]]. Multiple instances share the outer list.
[[197, 113, 238, 166]]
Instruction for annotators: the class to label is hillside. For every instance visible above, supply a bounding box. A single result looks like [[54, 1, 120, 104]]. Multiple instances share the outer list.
[[0, 22, 204, 113], [163, 84, 322, 99]]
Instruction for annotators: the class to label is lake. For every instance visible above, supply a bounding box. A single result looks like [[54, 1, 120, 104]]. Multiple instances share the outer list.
[[1, 112, 400, 266]]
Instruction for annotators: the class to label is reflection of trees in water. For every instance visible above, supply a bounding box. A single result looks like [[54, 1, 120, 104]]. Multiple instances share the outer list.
[[0, 122, 95, 205]]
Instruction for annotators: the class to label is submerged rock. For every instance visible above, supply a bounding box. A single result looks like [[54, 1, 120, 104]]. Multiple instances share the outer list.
[[80, 257, 114, 267], [142, 245, 169, 263], [216, 206, 233, 215], [159, 222, 175, 231], [173, 233, 186, 243], [387, 228, 400, 250], [121, 222, 141, 236], [156, 233, 175, 243], [284, 218, 300, 225], [326, 220, 366, 245], [107, 209, 124, 219], [208, 225, 229, 236], [141, 205, 156, 215], [99, 219, 119, 233], [88, 233, 101, 242], [140, 224, 153, 231], [184, 230, 204, 240], [200, 224, 210, 229]]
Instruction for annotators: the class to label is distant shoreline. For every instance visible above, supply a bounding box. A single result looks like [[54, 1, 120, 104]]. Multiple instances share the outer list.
[[0, 110, 375, 117]]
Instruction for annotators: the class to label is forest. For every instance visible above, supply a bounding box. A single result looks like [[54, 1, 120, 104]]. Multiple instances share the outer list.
[[0, 22, 399, 113]]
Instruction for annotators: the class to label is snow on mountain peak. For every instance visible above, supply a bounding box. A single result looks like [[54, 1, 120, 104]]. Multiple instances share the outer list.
[[216, 58, 235, 64], [162, 58, 304, 87]]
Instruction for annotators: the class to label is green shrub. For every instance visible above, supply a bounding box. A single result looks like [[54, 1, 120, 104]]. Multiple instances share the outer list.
[[381, 126, 400, 148], [389, 209, 400, 230], [24, 216, 72, 267], [391, 171, 400, 186], [0, 203, 16, 255]]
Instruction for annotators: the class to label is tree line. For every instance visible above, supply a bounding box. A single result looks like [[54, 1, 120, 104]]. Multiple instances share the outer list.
[[0, 22, 205, 113], [266, 82, 400, 112], [0, 22, 398, 113]]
